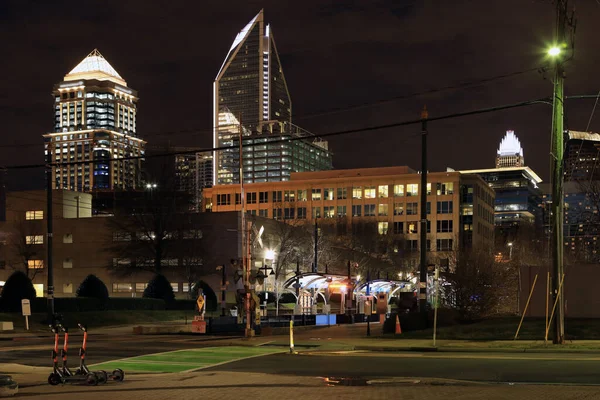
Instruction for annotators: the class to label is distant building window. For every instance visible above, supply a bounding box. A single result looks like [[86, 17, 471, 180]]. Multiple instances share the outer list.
[[378, 204, 388, 216], [311, 188, 322, 201], [297, 190, 307, 201], [406, 184, 418, 197], [378, 222, 389, 235], [247, 192, 257, 204], [324, 206, 335, 218], [393, 222, 403, 234], [135, 283, 148, 292], [217, 194, 231, 206], [364, 204, 376, 217], [63, 283, 73, 294], [393, 185, 404, 197], [25, 210, 44, 220], [312, 207, 321, 219], [352, 205, 362, 217], [437, 220, 453, 233], [63, 258, 73, 269], [28, 260, 44, 269], [437, 182, 454, 195], [406, 203, 418, 215], [297, 207, 307, 219], [284, 208, 295, 220], [63, 234, 73, 244], [284, 190, 295, 202], [394, 203, 404, 216], [112, 283, 131, 293], [171, 283, 179, 293], [324, 188, 335, 201], [407, 222, 418, 234], [25, 235, 44, 245], [378, 185, 389, 198], [337, 205, 347, 217], [436, 239, 453, 251], [272, 191, 283, 203], [337, 188, 347, 200], [259, 209, 268, 218], [352, 187, 362, 199], [364, 186, 376, 199], [259, 191, 268, 203], [273, 209, 282, 220], [437, 201, 453, 214]]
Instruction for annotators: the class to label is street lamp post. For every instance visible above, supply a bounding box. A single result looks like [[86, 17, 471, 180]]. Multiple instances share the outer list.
[[366, 268, 371, 337]]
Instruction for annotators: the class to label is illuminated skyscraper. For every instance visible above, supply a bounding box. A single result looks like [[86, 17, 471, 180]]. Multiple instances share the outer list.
[[43, 49, 145, 191], [495, 130, 525, 168], [213, 10, 332, 185]]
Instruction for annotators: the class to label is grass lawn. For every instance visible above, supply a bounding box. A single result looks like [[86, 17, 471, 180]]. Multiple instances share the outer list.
[[0, 309, 193, 332], [389, 316, 600, 341]]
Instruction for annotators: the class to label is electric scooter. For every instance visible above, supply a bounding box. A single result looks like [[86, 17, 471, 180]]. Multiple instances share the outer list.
[[47, 325, 98, 386], [75, 324, 112, 383], [77, 324, 125, 382]]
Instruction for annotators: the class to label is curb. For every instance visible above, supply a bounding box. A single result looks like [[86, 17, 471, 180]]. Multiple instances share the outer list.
[[352, 345, 600, 354]]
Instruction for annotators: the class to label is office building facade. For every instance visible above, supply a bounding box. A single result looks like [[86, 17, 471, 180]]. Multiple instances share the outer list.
[[43, 49, 145, 192], [564, 130, 600, 182], [213, 10, 332, 185], [202, 167, 495, 269]]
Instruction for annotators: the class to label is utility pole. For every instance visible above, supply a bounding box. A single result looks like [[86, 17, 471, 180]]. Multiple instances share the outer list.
[[419, 106, 429, 316], [46, 166, 54, 323], [549, 0, 573, 345], [313, 219, 318, 273], [238, 118, 252, 338]]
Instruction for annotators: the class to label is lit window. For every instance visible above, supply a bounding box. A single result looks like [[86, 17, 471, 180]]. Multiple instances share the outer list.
[[63, 234, 73, 243], [63, 283, 73, 294], [378, 222, 389, 235], [364, 186, 376, 199], [25, 210, 44, 220], [112, 283, 132, 293], [28, 260, 44, 269], [171, 283, 179, 293], [378, 185, 389, 198], [311, 189, 322, 201], [352, 187, 362, 199], [324, 188, 334, 201], [378, 204, 388, 216], [63, 258, 73, 268], [406, 184, 418, 197], [393, 185, 404, 197], [25, 235, 44, 245]]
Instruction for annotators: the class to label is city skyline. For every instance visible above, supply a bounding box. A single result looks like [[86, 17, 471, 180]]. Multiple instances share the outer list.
[[1, 1, 600, 190]]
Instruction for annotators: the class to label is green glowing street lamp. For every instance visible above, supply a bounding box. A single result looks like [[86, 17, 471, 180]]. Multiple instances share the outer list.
[[547, 46, 561, 57]]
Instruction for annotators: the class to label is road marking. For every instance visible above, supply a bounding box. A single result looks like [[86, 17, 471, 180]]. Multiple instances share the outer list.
[[90, 346, 281, 374]]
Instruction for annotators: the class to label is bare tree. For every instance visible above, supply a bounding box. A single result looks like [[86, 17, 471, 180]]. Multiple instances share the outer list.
[[108, 189, 194, 277], [444, 248, 516, 321]]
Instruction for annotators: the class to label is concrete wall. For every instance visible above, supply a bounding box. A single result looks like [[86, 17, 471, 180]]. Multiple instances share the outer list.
[[520, 264, 600, 318]]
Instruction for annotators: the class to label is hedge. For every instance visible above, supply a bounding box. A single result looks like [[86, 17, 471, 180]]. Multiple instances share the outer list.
[[27, 297, 166, 313]]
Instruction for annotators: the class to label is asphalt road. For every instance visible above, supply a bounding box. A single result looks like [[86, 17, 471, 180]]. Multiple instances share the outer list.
[[3, 332, 600, 385], [206, 352, 600, 385]]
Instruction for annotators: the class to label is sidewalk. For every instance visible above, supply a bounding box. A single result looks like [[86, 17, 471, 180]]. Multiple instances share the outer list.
[[9, 370, 600, 400]]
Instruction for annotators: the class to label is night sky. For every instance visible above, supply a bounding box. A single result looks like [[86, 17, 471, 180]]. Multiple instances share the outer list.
[[1, 0, 600, 190]]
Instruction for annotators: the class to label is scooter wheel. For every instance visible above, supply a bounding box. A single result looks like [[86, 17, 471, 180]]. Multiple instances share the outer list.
[[112, 369, 124, 382], [48, 373, 61, 386], [85, 373, 98, 386], [96, 370, 108, 384]]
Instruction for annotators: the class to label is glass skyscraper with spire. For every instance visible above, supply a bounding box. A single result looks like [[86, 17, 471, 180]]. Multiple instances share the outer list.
[[213, 10, 332, 186]]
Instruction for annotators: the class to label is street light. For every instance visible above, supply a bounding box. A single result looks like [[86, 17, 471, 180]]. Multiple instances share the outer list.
[[265, 249, 275, 260], [548, 46, 561, 57], [508, 242, 513, 260]]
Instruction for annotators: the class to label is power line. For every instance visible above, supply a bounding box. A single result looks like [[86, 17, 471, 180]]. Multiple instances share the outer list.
[[3, 96, 552, 171]]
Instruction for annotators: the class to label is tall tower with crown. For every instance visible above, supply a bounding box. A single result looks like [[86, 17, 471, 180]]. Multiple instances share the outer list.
[[43, 49, 145, 192], [495, 130, 525, 168]]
